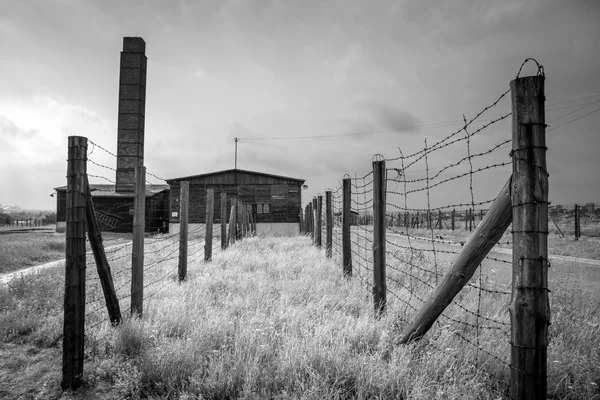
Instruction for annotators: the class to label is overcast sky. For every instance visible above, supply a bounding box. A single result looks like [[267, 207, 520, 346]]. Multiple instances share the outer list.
[[1, 0, 599, 211]]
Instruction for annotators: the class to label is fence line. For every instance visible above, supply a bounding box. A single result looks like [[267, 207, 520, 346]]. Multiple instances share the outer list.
[[62, 136, 256, 389], [305, 63, 549, 399]]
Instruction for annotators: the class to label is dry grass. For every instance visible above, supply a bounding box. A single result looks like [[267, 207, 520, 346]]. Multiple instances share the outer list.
[[0, 235, 598, 399], [0, 232, 66, 274]]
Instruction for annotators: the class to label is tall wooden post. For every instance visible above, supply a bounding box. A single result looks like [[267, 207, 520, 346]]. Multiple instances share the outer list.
[[372, 160, 387, 315], [131, 165, 145, 315], [236, 199, 243, 240], [451, 209, 456, 231], [509, 74, 549, 400], [178, 181, 189, 281], [221, 193, 227, 249], [62, 136, 87, 390], [308, 203, 314, 241], [312, 198, 318, 245], [325, 191, 333, 258], [316, 195, 323, 248], [205, 189, 214, 261], [574, 204, 580, 240], [342, 178, 352, 277], [228, 201, 237, 245]]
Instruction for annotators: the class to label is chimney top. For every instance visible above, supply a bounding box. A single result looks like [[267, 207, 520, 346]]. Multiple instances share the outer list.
[[123, 37, 146, 53]]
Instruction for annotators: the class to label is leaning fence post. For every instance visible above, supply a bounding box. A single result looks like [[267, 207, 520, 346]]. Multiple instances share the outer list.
[[509, 74, 549, 400], [85, 176, 121, 325], [221, 192, 227, 249], [178, 181, 189, 281], [372, 159, 387, 315], [325, 191, 333, 258], [316, 195, 323, 248], [61, 136, 87, 390], [131, 165, 145, 316], [342, 178, 352, 277], [205, 189, 214, 261]]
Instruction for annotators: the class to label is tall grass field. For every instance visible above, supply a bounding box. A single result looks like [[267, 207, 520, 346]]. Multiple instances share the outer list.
[[0, 236, 599, 399]]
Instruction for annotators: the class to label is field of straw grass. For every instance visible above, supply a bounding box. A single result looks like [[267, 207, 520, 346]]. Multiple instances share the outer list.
[[0, 235, 599, 399]]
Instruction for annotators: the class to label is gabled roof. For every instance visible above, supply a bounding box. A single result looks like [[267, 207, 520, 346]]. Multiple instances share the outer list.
[[166, 168, 305, 184], [54, 184, 169, 198]]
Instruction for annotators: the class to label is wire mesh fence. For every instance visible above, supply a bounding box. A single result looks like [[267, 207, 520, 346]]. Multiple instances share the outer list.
[[307, 66, 551, 396]]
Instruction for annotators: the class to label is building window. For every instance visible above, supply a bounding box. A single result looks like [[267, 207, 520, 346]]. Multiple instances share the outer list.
[[257, 203, 270, 214]]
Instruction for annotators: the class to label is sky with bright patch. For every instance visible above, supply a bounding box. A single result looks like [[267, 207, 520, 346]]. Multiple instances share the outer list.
[[1, 0, 599, 211]]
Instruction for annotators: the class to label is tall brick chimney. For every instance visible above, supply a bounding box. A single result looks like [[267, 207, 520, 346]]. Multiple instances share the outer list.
[[116, 37, 147, 193]]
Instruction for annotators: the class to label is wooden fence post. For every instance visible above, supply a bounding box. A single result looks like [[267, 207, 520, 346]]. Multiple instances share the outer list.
[[316, 195, 323, 248], [131, 165, 145, 315], [85, 176, 121, 325], [574, 204, 580, 240], [178, 181, 189, 281], [309, 202, 314, 242], [236, 199, 243, 240], [205, 189, 214, 261], [509, 74, 549, 400], [342, 178, 352, 277], [221, 193, 227, 250], [61, 136, 87, 390], [228, 200, 237, 245], [325, 191, 333, 258], [373, 160, 387, 315]]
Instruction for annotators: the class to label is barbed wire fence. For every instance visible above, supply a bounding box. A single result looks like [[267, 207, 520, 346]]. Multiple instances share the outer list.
[[62, 135, 245, 386], [306, 63, 550, 398]]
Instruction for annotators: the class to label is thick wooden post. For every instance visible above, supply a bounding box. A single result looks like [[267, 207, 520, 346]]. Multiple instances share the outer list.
[[312, 198, 318, 245], [236, 199, 243, 240], [451, 209, 455, 231], [373, 160, 387, 315], [221, 193, 227, 250], [62, 136, 87, 390], [342, 178, 352, 277], [205, 189, 214, 261], [308, 203, 314, 241], [574, 204, 580, 240], [325, 191, 333, 258], [85, 176, 121, 325], [241, 202, 247, 237], [178, 181, 189, 281], [131, 166, 145, 315], [509, 75, 549, 400], [316, 195, 323, 248], [228, 201, 237, 245]]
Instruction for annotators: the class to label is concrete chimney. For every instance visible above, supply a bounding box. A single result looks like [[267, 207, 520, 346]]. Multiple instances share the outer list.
[[116, 37, 146, 192]]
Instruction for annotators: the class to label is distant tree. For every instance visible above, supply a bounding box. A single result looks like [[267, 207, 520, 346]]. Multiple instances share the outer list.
[[0, 212, 12, 226]]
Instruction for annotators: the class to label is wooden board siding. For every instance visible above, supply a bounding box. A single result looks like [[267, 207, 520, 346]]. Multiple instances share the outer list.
[[168, 182, 302, 224], [166, 170, 304, 225]]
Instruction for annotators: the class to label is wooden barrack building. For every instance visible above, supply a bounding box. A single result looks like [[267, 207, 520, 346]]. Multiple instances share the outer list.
[[166, 169, 305, 235]]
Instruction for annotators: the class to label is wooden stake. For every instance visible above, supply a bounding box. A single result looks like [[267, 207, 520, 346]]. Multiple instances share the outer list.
[[228, 201, 237, 245], [325, 191, 333, 258], [221, 193, 227, 249], [131, 165, 145, 315], [372, 161, 387, 315], [85, 176, 121, 325], [316, 195, 323, 248], [205, 189, 214, 261], [509, 75, 549, 400], [177, 181, 189, 281], [400, 177, 512, 344], [62, 136, 87, 390], [342, 178, 352, 277]]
